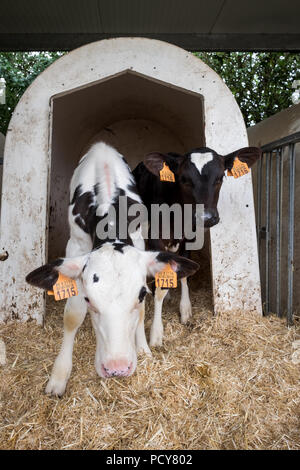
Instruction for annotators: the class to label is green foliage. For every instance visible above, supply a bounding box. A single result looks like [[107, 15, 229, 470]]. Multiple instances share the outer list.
[[195, 52, 300, 127], [0, 51, 299, 135], [0, 52, 65, 135]]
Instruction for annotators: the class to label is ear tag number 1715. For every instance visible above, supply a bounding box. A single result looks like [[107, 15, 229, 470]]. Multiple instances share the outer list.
[[155, 264, 177, 288], [48, 273, 78, 301]]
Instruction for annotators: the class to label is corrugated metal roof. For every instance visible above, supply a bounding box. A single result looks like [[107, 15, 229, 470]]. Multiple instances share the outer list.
[[0, 0, 299, 50]]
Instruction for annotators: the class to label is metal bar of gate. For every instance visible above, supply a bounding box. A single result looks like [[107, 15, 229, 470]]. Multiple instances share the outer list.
[[275, 148, 282, 317], [259, 132, 300, 325], [261, 132, 300, 152], [287, 143, 295, 326], [257, 154, 262, 244], [265, 152, 271, 314]]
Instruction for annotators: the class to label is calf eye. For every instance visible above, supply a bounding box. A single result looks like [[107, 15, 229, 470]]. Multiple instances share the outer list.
[[84, 297, 89, 303], [138, 286, 147, 303]]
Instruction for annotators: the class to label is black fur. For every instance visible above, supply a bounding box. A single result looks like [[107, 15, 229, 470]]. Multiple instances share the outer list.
[[224, 147, 262, 171], [112, 242, 125, 253], [133, 145, 261, 255], [155, 252, 199, 280], [93, 183, 100, 196], [93, 187, 141, 249], [138, 286, 147, 303], [71, 185, 97, 234], [25, 258, 63, 290], [127, 182, 140, 196]]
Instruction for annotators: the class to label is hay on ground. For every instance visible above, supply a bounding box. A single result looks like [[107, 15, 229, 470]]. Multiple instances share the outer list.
[[0, 282, 300, 450]]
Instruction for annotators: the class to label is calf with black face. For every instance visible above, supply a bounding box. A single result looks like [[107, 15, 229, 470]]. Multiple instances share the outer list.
[[133, 146, 261, 346]]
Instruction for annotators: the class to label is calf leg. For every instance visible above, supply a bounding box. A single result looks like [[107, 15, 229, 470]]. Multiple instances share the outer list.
[[150, 287, 168, 347], [135, 301, 151, 356], [180, 277, 192, 324], [45, 295, 87, 396]]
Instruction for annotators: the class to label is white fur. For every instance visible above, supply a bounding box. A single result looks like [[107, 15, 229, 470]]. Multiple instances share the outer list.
[[86, 245, 148, 377], [150, 287, 169, 347], [46, 246, 167, 395], [72, 142, 141, 217], [190, 152, 214, 175], [135, 301, 151, 355], [150, 276, 192, 348], [179, 277, 192, 324], [46, 143, 149, 396]]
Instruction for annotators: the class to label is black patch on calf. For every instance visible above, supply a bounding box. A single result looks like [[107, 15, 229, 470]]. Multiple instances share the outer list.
[[71, 185, 83, 205], [93, 273, 99, 283], [71, 162, 142, 252], [156, 252, 199, 280], [93, 187, 142, 249], [74, 215, 86, 232], [143, 151, 183, 177], [71, 184, 98, 235], [224, 147, 261, 170], [127, 182, 140, 196], [112, 242, 125, 253], [138, 286, 147, 303], [25, 258, 63, 290]]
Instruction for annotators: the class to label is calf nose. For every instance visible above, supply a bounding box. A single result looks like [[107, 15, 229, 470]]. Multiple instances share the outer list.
[[204, 212, 220, 228], [102, 359, 133, 378], [209, 214, 220, 226]]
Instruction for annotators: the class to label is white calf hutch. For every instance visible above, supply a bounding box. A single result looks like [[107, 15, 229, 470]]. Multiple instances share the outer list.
[[0, 132, 4, 213], [0, 38, 262, 323]]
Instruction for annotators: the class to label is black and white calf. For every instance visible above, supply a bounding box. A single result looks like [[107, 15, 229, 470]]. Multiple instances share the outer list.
[[26, 142, 199, 396], [133, 146, 261, 346]]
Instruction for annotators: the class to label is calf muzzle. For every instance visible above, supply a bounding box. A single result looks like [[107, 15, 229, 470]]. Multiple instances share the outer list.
[[101, 359, 133, 378], [203, 210, 220, 228]]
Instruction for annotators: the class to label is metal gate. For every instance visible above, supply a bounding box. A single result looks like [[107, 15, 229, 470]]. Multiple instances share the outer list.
[[256, 132, 300, 325]]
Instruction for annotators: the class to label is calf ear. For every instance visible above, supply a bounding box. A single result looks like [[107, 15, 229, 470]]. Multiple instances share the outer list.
[[223, 147, 262, 171], [144, 251, 199, 280], [25, 255, 88, 291], [143, 152, 183, 177]]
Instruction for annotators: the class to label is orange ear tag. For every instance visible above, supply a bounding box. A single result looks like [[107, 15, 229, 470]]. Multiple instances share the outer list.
[[155, 263, 177, 289], [160, 162, 175, 182], [227, 158, 250, 178], [47, 273, 78, 301]]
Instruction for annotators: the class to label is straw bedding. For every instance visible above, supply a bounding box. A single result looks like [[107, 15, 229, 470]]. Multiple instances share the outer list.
[[0, 277, 299, 450]]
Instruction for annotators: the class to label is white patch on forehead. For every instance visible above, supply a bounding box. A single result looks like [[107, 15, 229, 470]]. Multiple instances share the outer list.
[[190, 152, 214, 175], [82, 244, 146, 313]]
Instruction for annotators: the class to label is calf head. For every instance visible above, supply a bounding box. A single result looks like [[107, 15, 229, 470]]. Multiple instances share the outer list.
[[26, 243, 199, 378], [144, 146, 261, 228]]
